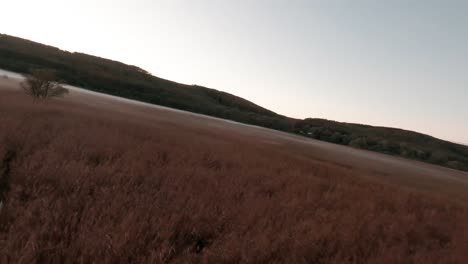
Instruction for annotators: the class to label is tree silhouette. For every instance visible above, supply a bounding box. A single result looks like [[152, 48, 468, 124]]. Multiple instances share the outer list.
[[21, 69, 69, 100]]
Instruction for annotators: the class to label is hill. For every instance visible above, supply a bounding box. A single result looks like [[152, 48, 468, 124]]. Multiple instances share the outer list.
[[294, 119, 468, 171], [1, 87, 467, 263], [0, 34, 291, 131], [1, 33, 467, 172]]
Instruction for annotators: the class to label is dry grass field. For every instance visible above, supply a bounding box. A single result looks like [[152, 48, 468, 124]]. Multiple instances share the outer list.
[[1, 78, 468, 263]]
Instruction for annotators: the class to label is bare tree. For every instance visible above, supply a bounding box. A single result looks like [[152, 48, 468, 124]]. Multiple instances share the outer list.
[[21, 69, 69, 100]]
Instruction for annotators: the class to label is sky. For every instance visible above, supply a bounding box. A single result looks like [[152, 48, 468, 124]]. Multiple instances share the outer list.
[[1, 0, 467, 143]]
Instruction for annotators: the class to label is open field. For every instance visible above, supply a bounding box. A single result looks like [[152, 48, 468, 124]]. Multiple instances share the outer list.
[[1, 77, 468, 263]]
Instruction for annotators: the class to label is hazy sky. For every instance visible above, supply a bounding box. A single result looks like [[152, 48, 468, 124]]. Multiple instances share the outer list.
[[1, 0, 467, 143]]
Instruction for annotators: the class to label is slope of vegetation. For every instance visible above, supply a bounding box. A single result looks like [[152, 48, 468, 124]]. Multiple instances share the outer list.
[[1, 90, 467, 263], [294, 119, 468, 171], [1, 33, 468, 172], [0, 34, 291, 131]]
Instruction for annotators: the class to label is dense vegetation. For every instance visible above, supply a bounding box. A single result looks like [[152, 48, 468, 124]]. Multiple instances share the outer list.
[[1, 34, 467, 172], [1, 90, 467, 263], [294, 119, 468, 171]]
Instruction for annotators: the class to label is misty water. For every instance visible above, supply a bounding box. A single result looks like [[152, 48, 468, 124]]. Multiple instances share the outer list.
[[0, 69, 24, 79]]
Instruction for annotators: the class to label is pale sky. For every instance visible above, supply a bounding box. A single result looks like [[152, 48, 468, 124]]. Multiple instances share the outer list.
[[1, 0, 467, 143]]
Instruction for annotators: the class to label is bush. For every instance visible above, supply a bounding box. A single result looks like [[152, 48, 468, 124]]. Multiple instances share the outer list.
[[429, 151, 450, 164], [21, 69, 69, 100], [349, 137, 368, 148]]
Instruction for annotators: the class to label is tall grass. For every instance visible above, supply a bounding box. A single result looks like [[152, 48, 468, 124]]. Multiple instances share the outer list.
[[0, 90, 467, 263]]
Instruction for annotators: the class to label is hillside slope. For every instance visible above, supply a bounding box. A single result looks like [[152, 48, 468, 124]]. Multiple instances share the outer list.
[[1, 33, 467, 172], [294, 119, 468, 171], [1, 86, 468, 263], [0, 34, 291, 130]]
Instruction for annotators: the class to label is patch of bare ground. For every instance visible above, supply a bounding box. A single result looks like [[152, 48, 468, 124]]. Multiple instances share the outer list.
[[0, 88, 467, 263]]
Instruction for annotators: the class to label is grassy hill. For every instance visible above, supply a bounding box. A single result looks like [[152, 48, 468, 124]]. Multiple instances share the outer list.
[[0, 34, 291, 131], [1, 33, 467, 172], [1, 88, 467, 263]]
